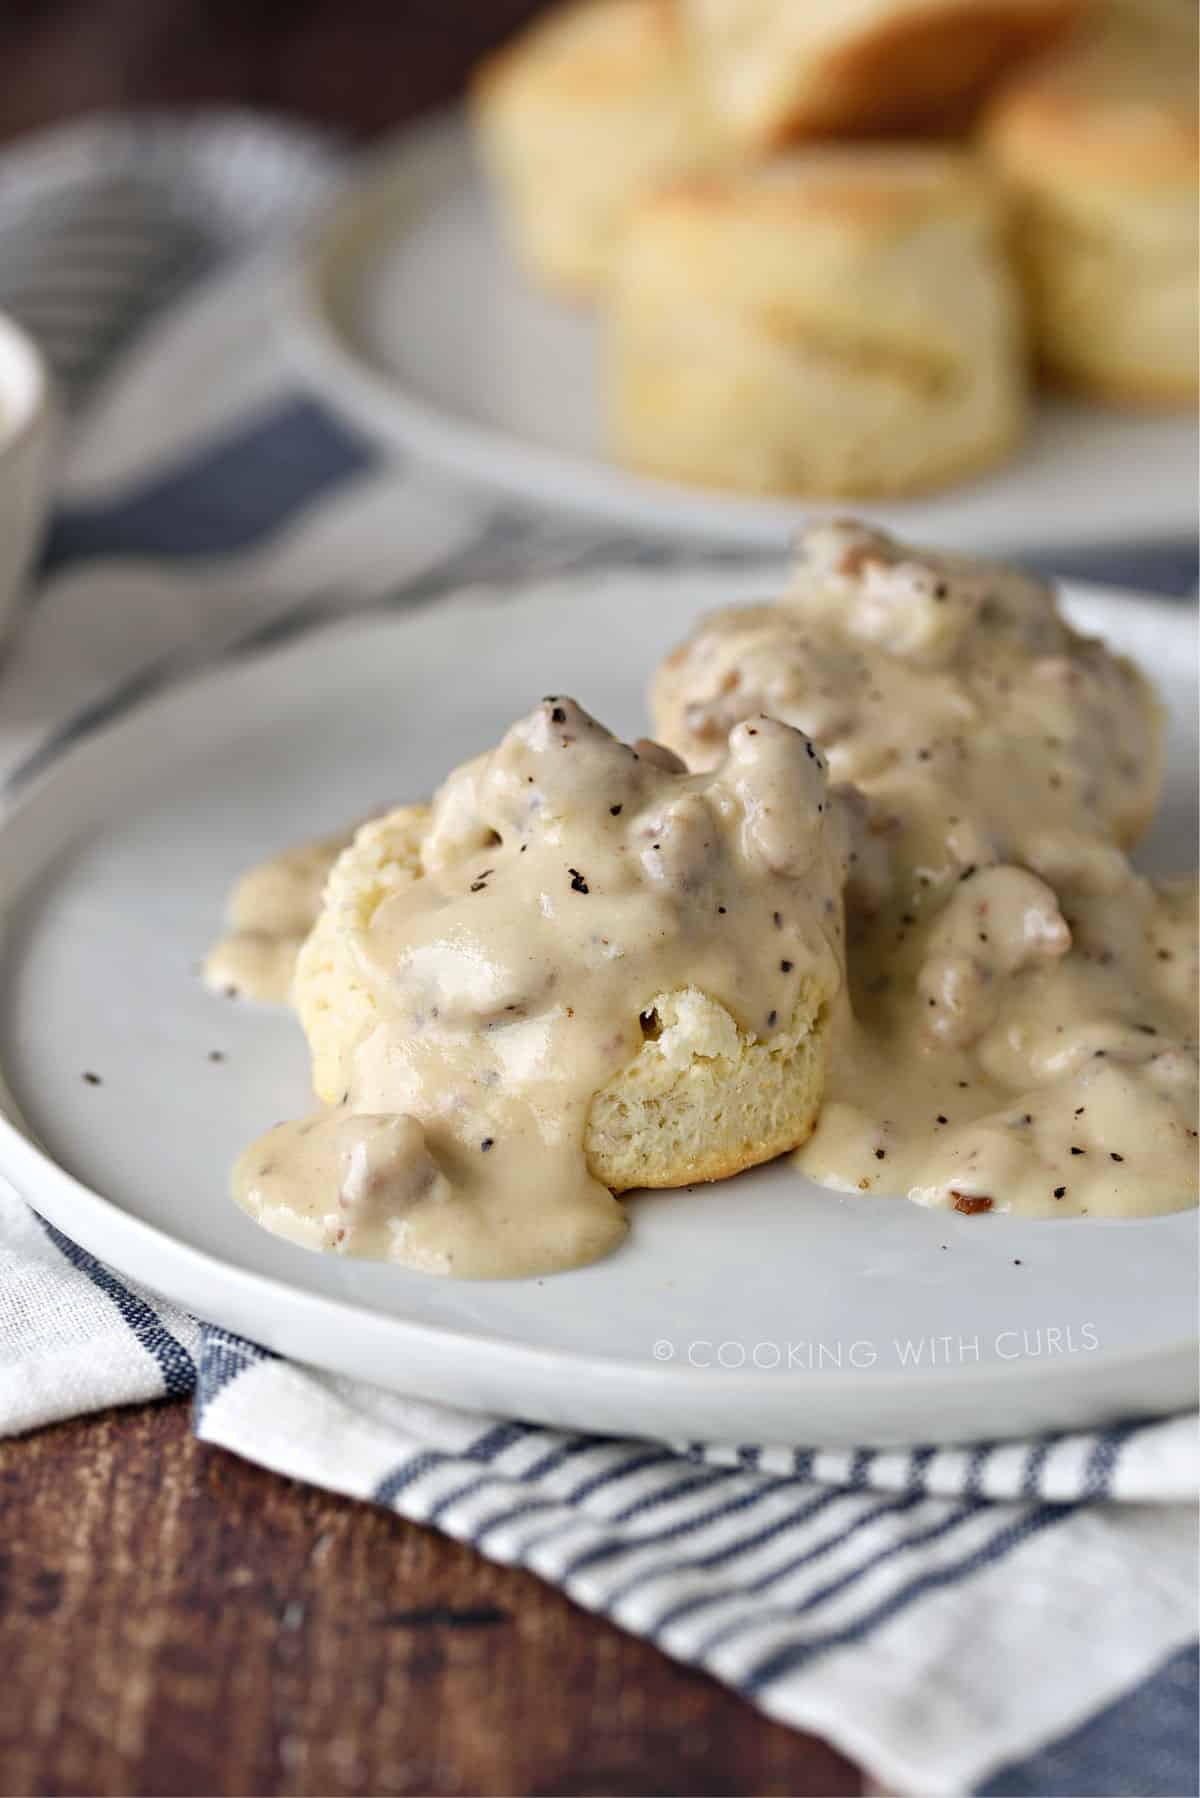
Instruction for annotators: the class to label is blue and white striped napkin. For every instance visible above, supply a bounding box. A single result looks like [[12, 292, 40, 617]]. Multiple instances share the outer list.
[[0, 112, 1196, 1798]]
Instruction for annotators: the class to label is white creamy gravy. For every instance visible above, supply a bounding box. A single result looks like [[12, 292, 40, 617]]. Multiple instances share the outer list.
[[654, 520, 1197, 1219], [229, 700, 846, 1277], [800, 850, 1197, 1217], [212, 520, 1197, 1264], [205, 828, 357, 1004]]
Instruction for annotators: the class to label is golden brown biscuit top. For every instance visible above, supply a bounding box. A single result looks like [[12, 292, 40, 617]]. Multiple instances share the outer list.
[[645, 144, 1004, 231], [984, 6, 1199, 188]]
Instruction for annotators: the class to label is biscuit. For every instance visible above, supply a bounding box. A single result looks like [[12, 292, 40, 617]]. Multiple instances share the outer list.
[[609, 148, 1028, 497], [294, 804, 432, 1104], [583, 984, 831, 1191], [983, 2, 1199, 406], [293, 739, 840, 1200], [681, 0, 1082, 148], [470, 0, 722, 297]]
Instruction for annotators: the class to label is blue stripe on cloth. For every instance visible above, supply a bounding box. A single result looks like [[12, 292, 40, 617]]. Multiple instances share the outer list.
[[617, 1491, 865, 1624], [642, 1492, 924, 1634], [519, 1433, 609, 1483], [473, 1496, 572, 1549], [374, 1450, 451, 1509], [1019, 540, 1199, 601], [423, 1429, 543, 1525], [744, 1501, 1071, 1693], [467, 1421, 536, 1463], [41, 396, 375, 571], [653, 1487, 848, 1579], [906, 1445, 937, 1489], [978, 1640, 1200, 1798], [1079, 1420, 1157, 1500], [847, 1448, 876, 1489], [963, 1442, 995, 1499], [37, 1214, 196, 1398], [1021, 1431, 1067, 1497], [559, 1473, 814, 1581], [611, 1465, 740, 1524], [570, 1448, 683, 1508], [193, 1324, 277, 1418], [428, 1473, 503, 1526], [465, 1451, 694, 1554], [697, 1500, 987, 1661]]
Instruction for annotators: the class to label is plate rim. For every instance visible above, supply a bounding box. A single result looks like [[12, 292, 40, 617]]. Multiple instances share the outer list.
[[0, 570, 1196, 1437], [286, 108, 1200, 554]]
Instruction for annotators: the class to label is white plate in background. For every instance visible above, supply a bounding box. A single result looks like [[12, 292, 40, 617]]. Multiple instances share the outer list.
[[289, 114, 1199, 555], [0, 569, 1195, 1446]]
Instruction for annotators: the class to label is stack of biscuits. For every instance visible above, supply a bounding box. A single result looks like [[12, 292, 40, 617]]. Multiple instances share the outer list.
[[471, 0, 1198, 499]]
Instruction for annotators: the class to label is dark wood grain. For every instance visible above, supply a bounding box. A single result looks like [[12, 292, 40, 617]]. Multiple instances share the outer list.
[[0, 1402, 862, 1796], [0, 0, 551, 145]]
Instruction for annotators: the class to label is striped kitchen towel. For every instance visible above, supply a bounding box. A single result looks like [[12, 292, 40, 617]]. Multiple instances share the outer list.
[[0, 111, 1197, 1798]]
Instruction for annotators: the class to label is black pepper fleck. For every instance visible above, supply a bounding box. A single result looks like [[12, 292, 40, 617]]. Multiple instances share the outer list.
[[609, 804, 622, 816], [568, 869, 589, 894], [208, 1051, 224, 1064], [1070, 1146, 1085, 1156], [480, 1138, 494, 1152], [550, 706, 566, 724], [1110, 1152, 1124, 1162], [767, 1010, 777, 1029], [780, 959, 793, 973], [936, 1114, 948, 1125], [82, 1071, 102, 1086], [717, 905, 727, 914], [773, 912, 783, 928], [1054, 1186, 1066, 1198], [874, 1148, 886, 1160]]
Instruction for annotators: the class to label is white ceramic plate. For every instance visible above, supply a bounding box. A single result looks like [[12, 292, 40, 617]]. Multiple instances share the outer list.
[[289, 114, 1199, 555], [0, 569, 1195, 1446]]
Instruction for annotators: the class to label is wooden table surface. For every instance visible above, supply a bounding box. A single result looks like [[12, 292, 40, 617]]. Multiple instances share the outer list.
[[0, 1403, 861, 1796], [0, 6, 864, 1792]]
